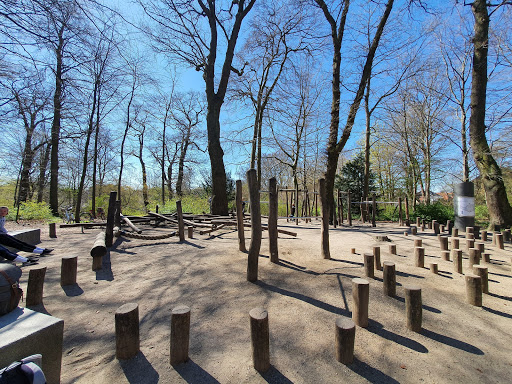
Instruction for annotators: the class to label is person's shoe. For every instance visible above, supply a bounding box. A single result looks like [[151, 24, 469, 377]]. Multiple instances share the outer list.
[[41, 248, 54, 254]]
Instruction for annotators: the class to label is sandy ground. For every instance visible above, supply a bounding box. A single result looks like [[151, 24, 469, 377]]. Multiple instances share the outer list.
[[5, 218, 512, 383]]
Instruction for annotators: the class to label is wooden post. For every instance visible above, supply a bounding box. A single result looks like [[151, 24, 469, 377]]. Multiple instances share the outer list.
[[482, 252, 490, 263], [473, 265, 489, 294], [335, 317, 356, 365], [414, 247, 425, 268], [496, 233, 504, 249], [389, 244, 397, 255], [405, 196, 410, 226], [414, 239, 422, 248], [176, 200, 185, 242], [383, 262, 396, 297], [481, 230, 487, 241], [114, 200, 121, 228], [352, 278, 369, 328], [372, 193, 376, 227], [468, 248, 480, 269], [115, 303, 139, 360], [467, 233, 475, 240], [249, 307, 270, 372], [235, 180, 246, 252], [285, 187, 289, 222], [347, 190, 352, 227], [466, 226, 474, 238], [339, 190, 344, 224], [269, 177, 279, 263], [430, 263, 438, 274], [350, 248, 356, 254], [452, 228, 459, 237], [105, 191, 117, 247], [439, 236, 448, 251], [452, 249, 463, 274], [441, 251, 450, 261], [295, 184, 299, 226], [337, 190, 342, 225], [247, 169, 262, 282], [187, 226, 194, 239], [466, 239, 475, 251], [416, 217, 421, 227], [373, 246, 381, 271], [26, 267, 47, 307], [398, 197, 403, 226], [411, 226, 417, 235], [320, 178, 330, 260], [363, 253, 375, 278], [451, 237, 460, 250], [504, 229, 511, 242], [476, 242, 485, 255], [60, 256, 77, 286], [465, 274, 482, 306], [170, 305, 191, 365], [49, 223, 57, 238], [405, 285, 422, 332]]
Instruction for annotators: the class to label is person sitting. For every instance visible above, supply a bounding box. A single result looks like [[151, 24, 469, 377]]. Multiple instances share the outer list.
[[0, 244, 38, 265], [0, 206, 53, 255]]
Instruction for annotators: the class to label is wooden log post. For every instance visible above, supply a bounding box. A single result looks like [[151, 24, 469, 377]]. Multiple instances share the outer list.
[[414, 239, 422, 248], [49, 222, 57, 238], [411, 226, 417, 235], [421, 223, 425, 231], [352, 278, 369, 328], [405, 285, 422, 332], [414, 247, 425, 268], [373, 246, 381, 271], [451, 237, 460, 250], [115, 303, 139, 360], [405, 196, 410, 226], [268, 177, 279, 263], [176, 200, 185, 242], [466, 226, 474, 238], [236, 180, 247, 252], [452, 228, 459, 237], [441, 224, 445, 233], [427, 221, 432, 230], [187, 226, 194, 239], [26, 267, 47, 307], [452, 249, 463, 274], [340, 190, 344, 224], [372, 193, 376, 227], [398, 197, 403, 226], [389, 244, 397, 255], [466, 239, 475, 251], [496, 233, 504, 250], [351, 248, 356, 254], [441, 251, 450, 261], [249, 307, 270, 373], [482, 252, 490, 263], [430, 263, 438, 274], [335, 317, 356, 365], [467, 233, 475, 240], [473, 265, 489, 294], [347, 190, 352, 227], [504, 229, 511, 242], [320, 178, 330, 259], [60, 255, 77, 286], [114, 200, 121, 228], [468, 248, 480, 269], [363, 253, 375, 278], [416, 217, 421, 227], [105, 191, 117, 247], [247, 169, 262, 282], [476, 242, 485, 256], [481, 230, 487, 241], [91, 231, 107, 271], [439, 236, 448, 251], [170, 305, 191, 365], [383, 262, 396, 297], [465, 274, 482, 307], [433, 220, 440, 235]]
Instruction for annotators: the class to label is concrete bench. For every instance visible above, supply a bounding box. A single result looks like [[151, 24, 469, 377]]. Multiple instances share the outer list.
[[0, 307, 64, 384], [4, 228, 41, 253]]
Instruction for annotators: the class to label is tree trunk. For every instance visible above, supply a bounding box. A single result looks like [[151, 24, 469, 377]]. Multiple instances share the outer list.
[[207, 103, 228, 215], [176, 128, 191, 197], [36, 143, 50, 203], [469, 0, 512, 228]]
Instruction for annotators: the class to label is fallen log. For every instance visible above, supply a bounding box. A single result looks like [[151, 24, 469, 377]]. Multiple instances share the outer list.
[[91, 231, 107, 258], [199, 224, 227, 235], [121, 214, 142, 234], [204, 220, 297, 237], [60, 222, 105, 228]]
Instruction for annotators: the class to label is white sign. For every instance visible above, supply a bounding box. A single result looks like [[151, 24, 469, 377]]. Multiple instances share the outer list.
[[455, 196, 475, 217]]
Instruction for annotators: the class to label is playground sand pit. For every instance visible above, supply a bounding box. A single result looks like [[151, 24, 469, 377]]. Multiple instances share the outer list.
[[11, 220, 512, 383]]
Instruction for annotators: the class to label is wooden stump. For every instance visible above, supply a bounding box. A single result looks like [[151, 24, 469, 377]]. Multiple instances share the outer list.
[[414, 247, 425, 268], [170, 305, 191, 365], [389, 244, 397, 255], [468, 248, 480, 269], [187, 226, 194, 239], [439, 236, 448, 251], [466, 226, 474, 238], [441, 251, 450, 261], [49, 222, 57, 238], [473, 265, 489, 294], [452, 228, 459, 237], [405, 285, 422, 332], [430, 263, 438, 274], [465, 274, 482, 307], [247, 169, 262, 282], [335, 317, 356, 365], [416, 217, 421, 227], [481, 230, 487, 241], [411, 226, 417, 235], [351, 248, 356, 254], [451, 237, 460, 250], [60, 256, 77, 286], [504, 229, 511, 242], [476, 243, 485, 256], [373, 246, 381, 271], [414, 239, 422, 248], [115, 303, 140, 360], [433, 220, 440, 235], [467, 233, 475, 240], [440, 224, 445, 233], [352, 278, 369, 328], [421, 224, 425, 231], [26, 267, 47, 307], [466, 239, 475, 251], [482, 253, 490, 263], [363, 254, 375, 278], [250, 307, 270, 372], [452, 249, 463, 274], [383, 262, 396, 297], [268, 177, 279, 263], [496, 233, 504, 250], [92, 256, 103, 271]]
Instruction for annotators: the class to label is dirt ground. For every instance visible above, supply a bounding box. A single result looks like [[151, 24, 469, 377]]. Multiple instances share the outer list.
[[7, 217, 512, 383]]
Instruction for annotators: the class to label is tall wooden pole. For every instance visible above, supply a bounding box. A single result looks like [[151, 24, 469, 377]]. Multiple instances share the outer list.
[[320, 178, 330, 259], [268, 178, 278, 263], [236, 180, 246, 252], [105, 191, 117, 247], [247, 169, 261, 282]]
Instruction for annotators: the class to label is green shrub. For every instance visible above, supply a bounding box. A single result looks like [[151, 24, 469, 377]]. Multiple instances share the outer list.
[[10, 202, 55, 221], [413, 202, 454, 224], [475, 204, 489, 227]]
